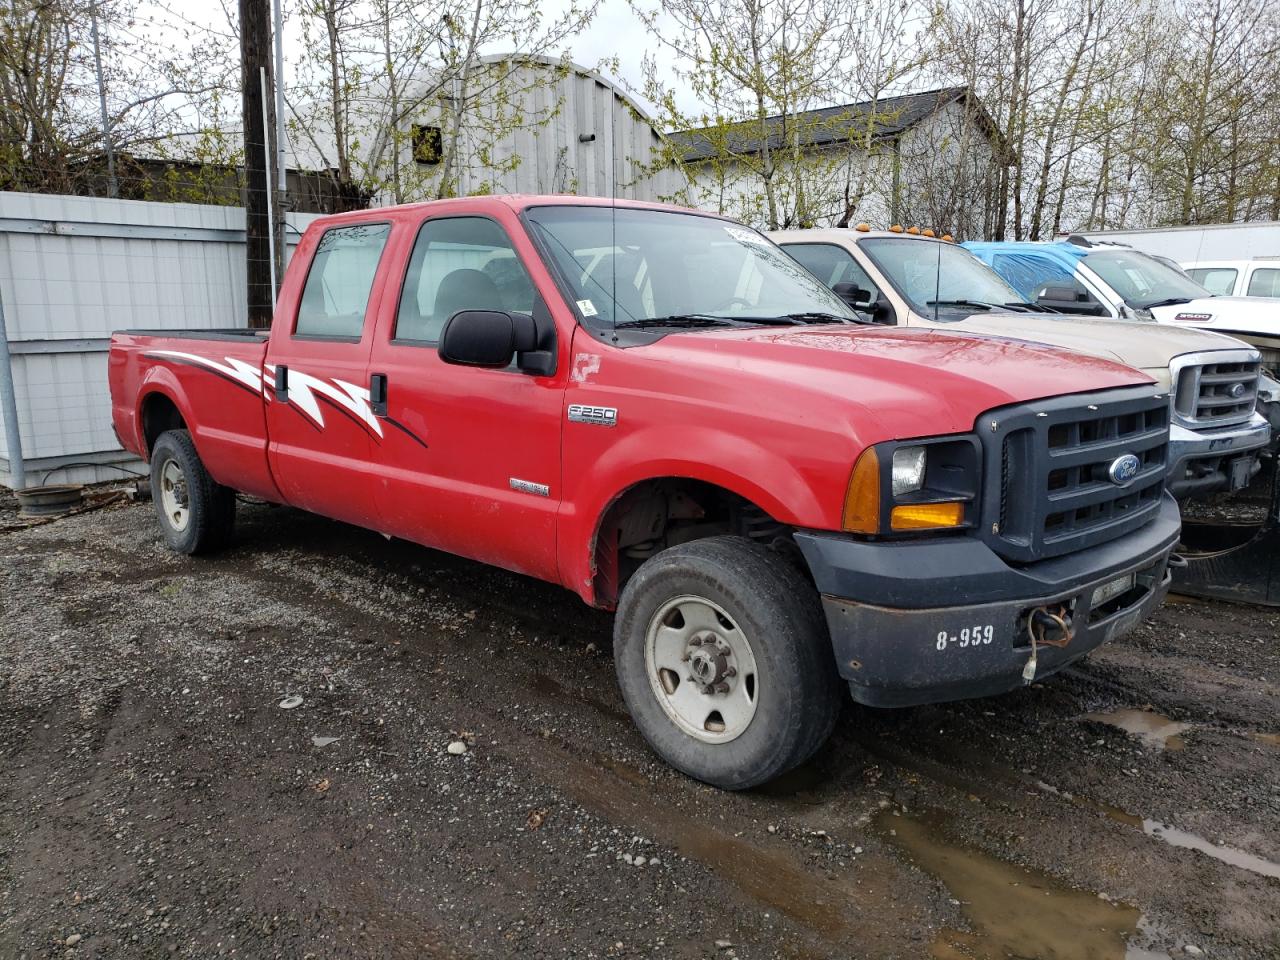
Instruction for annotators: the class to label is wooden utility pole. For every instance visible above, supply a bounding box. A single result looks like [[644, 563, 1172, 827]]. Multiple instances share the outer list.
[[241, 0, 274, 328]]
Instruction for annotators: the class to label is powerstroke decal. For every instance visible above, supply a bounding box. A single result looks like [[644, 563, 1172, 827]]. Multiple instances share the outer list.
[[144, 351, 427, 448]]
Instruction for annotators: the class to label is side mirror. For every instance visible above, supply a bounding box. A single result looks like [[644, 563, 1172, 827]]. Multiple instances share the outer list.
[[439, 310, 537, 368], [871, 294, 895, 324], [832, 281, 873, 308], [1035, 285, 1106, 316], [438, 309, 556, 376]]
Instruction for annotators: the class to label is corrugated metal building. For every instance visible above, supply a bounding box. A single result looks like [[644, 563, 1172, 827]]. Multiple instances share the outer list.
[[0, 192, 320, 488], [289, 54, 688, 206]]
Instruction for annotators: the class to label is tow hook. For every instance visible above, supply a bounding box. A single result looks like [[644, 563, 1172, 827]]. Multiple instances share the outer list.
[[1167, 553, 1188, 570], [1022, 605, 1074, 683]]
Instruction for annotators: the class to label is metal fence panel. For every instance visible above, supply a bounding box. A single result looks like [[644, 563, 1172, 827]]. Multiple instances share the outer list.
[[0, 191, 321, 488]]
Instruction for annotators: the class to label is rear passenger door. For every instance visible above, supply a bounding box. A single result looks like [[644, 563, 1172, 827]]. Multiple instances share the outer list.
[[265, 221, 391, 529], [365, 212, 566, 583]]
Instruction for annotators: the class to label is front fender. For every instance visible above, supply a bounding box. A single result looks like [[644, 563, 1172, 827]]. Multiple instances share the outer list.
[[558, 422, 839, 605]]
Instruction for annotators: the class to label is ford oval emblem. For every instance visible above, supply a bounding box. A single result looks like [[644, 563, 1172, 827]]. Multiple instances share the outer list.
[[1108, 453, 1141, 487], [1228, 381, 1247, 399]]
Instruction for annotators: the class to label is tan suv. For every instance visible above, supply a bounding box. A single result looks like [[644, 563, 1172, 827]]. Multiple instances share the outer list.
[[771, 227, 1271, 500]]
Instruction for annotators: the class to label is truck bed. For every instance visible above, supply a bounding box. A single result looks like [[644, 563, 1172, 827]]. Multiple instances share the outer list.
[[108, 329, 278, 501]]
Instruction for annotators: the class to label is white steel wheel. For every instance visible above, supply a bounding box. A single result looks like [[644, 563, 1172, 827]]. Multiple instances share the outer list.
[[159, 457, 191, 533], [644, 594, 759, 744]]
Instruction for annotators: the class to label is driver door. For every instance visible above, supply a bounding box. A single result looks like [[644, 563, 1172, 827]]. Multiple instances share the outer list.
[[364, 209, 568, 582]]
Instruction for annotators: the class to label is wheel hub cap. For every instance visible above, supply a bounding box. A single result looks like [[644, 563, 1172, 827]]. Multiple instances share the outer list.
[[159, 458, 191, 533], [643, 596, 759, 744], [688, 635, 735, 693]]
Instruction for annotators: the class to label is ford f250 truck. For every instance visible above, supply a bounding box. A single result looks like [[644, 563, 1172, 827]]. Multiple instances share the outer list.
[[772, 227, 1271, 500], [109, 196, 1180, 789]]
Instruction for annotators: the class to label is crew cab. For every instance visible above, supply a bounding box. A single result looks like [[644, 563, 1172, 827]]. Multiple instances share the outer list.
[[771, 227, 1271, 500], [110, 197, 1180, 789]]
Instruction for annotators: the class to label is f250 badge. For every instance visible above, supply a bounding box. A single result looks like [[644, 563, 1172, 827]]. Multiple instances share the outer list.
[[567, 404, 618, 427]]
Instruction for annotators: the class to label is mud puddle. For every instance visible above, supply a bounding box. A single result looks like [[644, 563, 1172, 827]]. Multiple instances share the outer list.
[[1083, 709, 1190, 750], [1035, 782, 1280, 880], [880, 810, 1170, 959], [1142, 821, 1280, 880]]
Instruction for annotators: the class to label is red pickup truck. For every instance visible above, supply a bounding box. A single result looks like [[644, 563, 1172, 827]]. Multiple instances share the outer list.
[[110, 196, 1180, 789]]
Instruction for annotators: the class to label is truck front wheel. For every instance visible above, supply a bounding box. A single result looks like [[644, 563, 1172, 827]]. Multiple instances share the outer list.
[[613, 536, 841, 790], [150, 429, 235, 555]]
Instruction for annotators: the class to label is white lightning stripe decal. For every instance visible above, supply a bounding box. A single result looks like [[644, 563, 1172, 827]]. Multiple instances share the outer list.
[[152, 353, 383, 439], [150, 350, 265, 394], [268, 367, 383, 438]]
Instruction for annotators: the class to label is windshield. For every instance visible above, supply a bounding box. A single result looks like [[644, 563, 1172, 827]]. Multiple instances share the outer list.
[[859, 237, 1028, 319], [523, 206, 856, 329], [1083, 250, 1210, 307]]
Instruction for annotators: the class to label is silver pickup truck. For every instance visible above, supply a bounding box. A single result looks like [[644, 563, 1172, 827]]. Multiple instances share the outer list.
[[771, 227, 1271, 500]]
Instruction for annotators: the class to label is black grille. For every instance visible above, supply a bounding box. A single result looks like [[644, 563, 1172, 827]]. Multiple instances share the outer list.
[[980, 386, 1169, 563], [1173, 358, 1260, 427]]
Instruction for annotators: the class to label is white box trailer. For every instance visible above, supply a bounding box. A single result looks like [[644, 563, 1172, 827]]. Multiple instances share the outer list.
[[1076, 221, 1280, 262]]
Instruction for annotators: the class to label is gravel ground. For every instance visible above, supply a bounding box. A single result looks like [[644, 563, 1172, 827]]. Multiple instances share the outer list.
[[1, 492, 1278, 959]]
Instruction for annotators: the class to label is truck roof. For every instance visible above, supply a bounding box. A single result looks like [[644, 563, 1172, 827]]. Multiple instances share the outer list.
[[772, 227, 950, 243], [309, 194, 726, 228]]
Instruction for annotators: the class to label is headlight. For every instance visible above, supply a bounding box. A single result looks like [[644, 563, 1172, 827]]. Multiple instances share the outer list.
[[891, 446, 927, 496], [842, 437, 980, 535]]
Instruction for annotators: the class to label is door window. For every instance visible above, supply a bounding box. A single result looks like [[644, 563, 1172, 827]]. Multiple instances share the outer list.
[[395, 217, 537, 343], [1247, 268, 1280, 298], [1187, 267, 1238, 296], [295, 223, 391, 338], [781, 243, 880, 299]]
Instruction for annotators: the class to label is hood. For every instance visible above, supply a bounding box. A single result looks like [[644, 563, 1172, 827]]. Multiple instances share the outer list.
[[926, 311, 1254, 369], [643, 325, 1155, 441], [1152, 296, 1280, 338]]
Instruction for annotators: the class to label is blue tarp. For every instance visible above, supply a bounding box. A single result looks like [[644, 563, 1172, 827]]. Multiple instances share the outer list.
[[963, 241, 1088, 299]]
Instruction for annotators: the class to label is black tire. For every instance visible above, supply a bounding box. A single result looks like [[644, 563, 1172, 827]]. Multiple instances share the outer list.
[[613, 536, 842, 790], [150, 429, 235, 555]]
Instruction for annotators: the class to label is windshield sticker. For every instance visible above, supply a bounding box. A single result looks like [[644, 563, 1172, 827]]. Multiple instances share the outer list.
[[724, 226, 769, 247], [577, 298, 598, 317]]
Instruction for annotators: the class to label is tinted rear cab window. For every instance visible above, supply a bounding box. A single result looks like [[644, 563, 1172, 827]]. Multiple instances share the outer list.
[[296, 223, 391, 338]]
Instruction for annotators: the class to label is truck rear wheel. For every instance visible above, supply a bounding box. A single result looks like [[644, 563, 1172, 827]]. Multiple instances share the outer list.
[[150, 429, 235, 555], [613, 536, 841, 790]]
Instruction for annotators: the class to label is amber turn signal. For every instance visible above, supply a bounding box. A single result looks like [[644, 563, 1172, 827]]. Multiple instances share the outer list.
[[890, 501, 965, 531], [842, 447, 881, 533]]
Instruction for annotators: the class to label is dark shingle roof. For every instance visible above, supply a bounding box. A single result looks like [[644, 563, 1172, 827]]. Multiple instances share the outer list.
[[668, 85, 983, 163]]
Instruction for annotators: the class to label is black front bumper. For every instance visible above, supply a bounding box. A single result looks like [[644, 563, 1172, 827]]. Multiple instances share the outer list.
[[794, 494, 1181, 707]]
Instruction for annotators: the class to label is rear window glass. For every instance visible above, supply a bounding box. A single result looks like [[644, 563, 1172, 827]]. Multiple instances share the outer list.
[[1247, 268, 1280, 298], [295, 223, 391, 338]]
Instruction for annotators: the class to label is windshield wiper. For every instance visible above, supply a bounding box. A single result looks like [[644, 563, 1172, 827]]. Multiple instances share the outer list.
[[925, 299, 998, 311], [1139, 297, 1193, 309], [778, 312, 861, 325], [615, 315, 739, 329]]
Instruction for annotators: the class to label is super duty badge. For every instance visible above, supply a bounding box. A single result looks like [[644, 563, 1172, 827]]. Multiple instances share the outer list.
[[568, 404, 618, 427]]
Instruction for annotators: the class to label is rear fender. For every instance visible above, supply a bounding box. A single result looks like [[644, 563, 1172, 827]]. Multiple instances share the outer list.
[[136, 366, 200, 461]]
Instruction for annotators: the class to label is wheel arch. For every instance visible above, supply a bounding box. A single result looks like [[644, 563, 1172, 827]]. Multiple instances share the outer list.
[[139, 389, 189, 456], [579, 473, 808, 610]]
